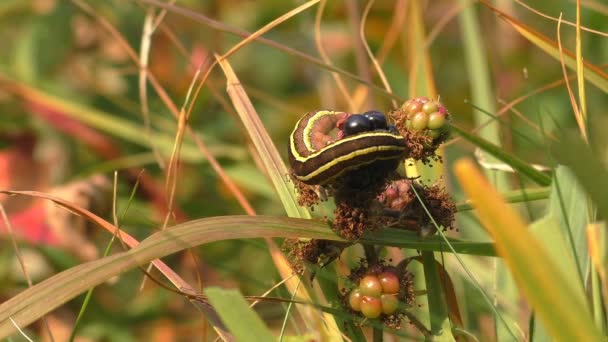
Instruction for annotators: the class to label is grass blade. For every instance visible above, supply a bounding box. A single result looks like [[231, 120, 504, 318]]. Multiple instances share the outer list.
[[454, 158, 602, 342], [205, 288, 275, 342], [0, 213, 497, 339], [452, 124, 552, 186]]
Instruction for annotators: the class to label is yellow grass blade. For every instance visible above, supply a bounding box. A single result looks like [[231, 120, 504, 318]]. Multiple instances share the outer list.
[[454, 159, 603, 342]]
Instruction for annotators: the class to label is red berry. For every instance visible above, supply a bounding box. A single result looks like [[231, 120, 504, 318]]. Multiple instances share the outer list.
[[378, 271, 400, 294], [359, 275, 382, 297], [360, 296, 382, 319], [380, 294, 399, 315], [348, 289, 363, 311]]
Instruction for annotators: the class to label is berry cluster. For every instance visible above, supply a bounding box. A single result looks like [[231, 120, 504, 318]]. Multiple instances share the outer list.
[[348, 270, 401, 319], [401, 97, 449, 140]]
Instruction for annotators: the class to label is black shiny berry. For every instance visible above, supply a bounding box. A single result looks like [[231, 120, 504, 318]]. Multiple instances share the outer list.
[[363, 111, 388, 130], [344, 114, 372, 136]]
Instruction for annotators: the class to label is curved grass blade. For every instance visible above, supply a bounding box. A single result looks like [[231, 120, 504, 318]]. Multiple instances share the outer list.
[[452, 124, 552, 186], [0, 214, 496, 339], [454, 158, 603, 342]]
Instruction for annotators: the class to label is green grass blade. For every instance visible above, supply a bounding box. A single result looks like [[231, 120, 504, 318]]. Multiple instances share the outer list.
[[0, 78, 243, 163], [0, 215, 494, 339], [452, 124, 552, 186], [455, 158, 603, 341], [551, 133, 608, 221], [456, 187, 549, 211], [205, 288, 275, 342]]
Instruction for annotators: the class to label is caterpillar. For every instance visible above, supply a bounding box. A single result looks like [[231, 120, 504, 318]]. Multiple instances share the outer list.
[[288, 110, 406, 185]]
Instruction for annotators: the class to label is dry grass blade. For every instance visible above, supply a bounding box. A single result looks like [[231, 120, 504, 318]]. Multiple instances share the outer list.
[[216, 57, 344, 338], [479, 0, 608, 94], [513, 0, 608, 37], [220, 0, 320, 61], [557, 15, 586, 141], [360, 0, 397, 109], [135, 0, 402, 101], [217, 58, 309, 219], [315, 0, 355, 112]]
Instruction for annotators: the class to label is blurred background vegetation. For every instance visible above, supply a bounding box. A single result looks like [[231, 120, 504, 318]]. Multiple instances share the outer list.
[[0, 0, 606, 341]]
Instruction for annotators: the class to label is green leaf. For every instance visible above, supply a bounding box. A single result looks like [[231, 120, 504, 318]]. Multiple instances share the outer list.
[[205, 288, 275, 342]]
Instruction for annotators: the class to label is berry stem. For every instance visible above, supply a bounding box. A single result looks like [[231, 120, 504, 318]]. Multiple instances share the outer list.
[[363, 245, 378, 264]]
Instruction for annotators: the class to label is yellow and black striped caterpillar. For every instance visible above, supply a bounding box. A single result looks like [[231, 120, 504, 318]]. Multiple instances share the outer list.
[[288, 110, 406, 185]]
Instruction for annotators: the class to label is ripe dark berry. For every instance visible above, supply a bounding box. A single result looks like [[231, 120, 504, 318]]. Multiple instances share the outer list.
[[344, 114, 372, 136], [363, 111, 388, 130]]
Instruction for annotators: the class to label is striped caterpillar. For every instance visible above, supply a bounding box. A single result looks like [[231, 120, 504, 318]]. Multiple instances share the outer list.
[[288, 110, 406, 185]]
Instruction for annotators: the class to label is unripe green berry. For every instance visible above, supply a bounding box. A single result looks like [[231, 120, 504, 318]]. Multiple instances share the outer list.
[[411, 112, 429, 131], [378, 271, 400, 294], [359, 275, 382, 297], [428, 112, 446, 130], [348, 289, 363, 311], [422, 101, 439, 114], [380, 294, 399, 315], [428, 129, 442, 139], [360, 296, 382, 318]]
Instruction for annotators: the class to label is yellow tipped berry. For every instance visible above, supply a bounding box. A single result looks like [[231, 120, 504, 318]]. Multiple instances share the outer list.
[[411, 112, 429, 131], [360, 296, 382, 318], [422, 101, 439, 114], [378, 271, 400, 294], [360, 275, 382, 297], [428, 112, 446, 130], [406, 102, 422, 115], [348, 289, 363, 311], [380, 294, 399, 315]]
